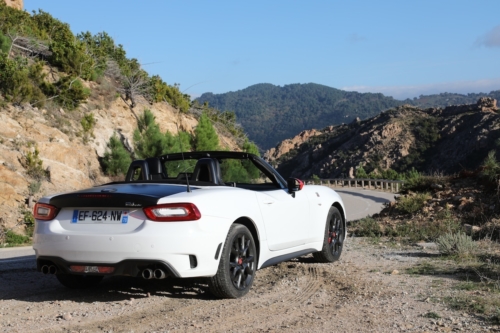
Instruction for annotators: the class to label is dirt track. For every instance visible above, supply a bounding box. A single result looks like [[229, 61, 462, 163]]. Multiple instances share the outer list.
[[0, 238, 498, 333]]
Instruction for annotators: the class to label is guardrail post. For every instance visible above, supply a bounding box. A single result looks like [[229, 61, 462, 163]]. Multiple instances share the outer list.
[[317, 178, 403, 193]]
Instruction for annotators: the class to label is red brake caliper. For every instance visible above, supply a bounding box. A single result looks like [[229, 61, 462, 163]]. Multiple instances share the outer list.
[[328, 231, 336, 244]]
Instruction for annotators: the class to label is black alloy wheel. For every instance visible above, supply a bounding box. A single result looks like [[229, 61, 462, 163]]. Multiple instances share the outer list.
[[209, 224, 256, 298], [313, 206, 344, 263]]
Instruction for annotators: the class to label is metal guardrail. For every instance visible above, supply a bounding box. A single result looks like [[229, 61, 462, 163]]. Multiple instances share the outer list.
[[305, 178, 404, 193]]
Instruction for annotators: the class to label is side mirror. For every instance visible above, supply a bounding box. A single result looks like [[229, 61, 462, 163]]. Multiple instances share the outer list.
[[287, 178, 304, 194]]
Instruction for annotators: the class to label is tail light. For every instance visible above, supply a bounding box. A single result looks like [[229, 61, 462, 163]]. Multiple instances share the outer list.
[[34, 203, 59, 221], [143, 203, 201, 222]]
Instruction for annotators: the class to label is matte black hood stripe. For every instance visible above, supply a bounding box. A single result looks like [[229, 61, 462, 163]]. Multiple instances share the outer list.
[[49, 184, 198, 208]]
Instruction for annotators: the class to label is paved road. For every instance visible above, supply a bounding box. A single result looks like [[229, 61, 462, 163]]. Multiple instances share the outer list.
[[0, 188, 396, 262], [336, 188, 397, 222]]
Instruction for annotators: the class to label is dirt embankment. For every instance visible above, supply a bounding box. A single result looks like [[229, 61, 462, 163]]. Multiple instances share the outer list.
[[1, 238, 498, 332]]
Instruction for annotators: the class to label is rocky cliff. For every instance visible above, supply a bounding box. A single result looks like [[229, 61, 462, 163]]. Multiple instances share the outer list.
[[265, 98, 500, 179], [0, 79, 239, 234], [3, 0, 22, 10]]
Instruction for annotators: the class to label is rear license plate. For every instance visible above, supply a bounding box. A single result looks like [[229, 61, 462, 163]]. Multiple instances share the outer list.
[[71, 210, 129, 224]]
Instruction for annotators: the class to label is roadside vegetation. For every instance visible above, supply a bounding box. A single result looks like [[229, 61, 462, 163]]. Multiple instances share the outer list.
[[350, 150, 500, 323], [0, 3, 259, 246]]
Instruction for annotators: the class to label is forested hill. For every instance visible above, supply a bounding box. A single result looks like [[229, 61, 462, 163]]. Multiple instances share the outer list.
[[408, 91, 500, 108], [196, 83, 403, 149], [196, 83, 500, 150]]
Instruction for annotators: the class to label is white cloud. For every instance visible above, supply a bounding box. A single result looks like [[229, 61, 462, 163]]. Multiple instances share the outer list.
[[475, 25, 500, 48], [342, 78, 500, 100]]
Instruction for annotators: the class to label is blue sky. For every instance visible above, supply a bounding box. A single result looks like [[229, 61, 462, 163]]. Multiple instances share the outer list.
[[24, 0, 500, 100]]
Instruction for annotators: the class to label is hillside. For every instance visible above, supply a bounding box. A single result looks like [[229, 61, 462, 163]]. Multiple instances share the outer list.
[[197, 83, 404, 149], [409, 91, 500, 108], [265, 98, 500, 179], [196, 84, 500, 150], [0, 3, 247, 237]]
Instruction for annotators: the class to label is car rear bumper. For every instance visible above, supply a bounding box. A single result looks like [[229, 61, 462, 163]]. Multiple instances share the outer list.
[[33, 216, 231, 278]]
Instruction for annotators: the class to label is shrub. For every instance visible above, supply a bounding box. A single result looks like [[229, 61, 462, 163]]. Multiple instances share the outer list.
[[0, 31, 10, 54], [4, 230, 30, 245], [436, 232, 477, 257], [101, 133, 132, 176], [356, 166, 368, 178], [481, 150, 500, 183], [0, 54, 45, 106], [25, 144, 47, 180], [80, 112, 96, 143], [379, 168, 401, 180], [28, 181, 41, 195], [351, 217, 383, 237], [81, 113, 96, 133], [22, 210, 35, 237], [53, 76, 90, 110], [397, 192, 430, 215], [311, 174, 321, 184], [394, 215, 461, 243], [133, 109, 170, 158], [194, 113, 219, 151]]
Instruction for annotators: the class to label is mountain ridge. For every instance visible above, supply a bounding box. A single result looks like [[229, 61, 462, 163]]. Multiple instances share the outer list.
[[197, 83, 405, 149], [197, 83, 500, 150], [264, 98, 500, 179]]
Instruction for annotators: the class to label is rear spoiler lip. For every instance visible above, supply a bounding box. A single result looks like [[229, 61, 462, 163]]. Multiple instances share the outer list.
[[48, 184, 199, 208]]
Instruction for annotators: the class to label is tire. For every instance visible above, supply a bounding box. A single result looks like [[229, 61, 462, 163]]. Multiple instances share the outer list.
[[209, 224, 257, 299], [56, 274, 103, 289], [313, 206, 345, 263]]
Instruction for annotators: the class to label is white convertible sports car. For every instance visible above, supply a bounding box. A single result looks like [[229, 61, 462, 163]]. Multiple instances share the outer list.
[[33, 151, 346, 298]]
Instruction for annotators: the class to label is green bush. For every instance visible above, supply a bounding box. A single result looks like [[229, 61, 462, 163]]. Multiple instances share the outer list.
[[481, 150, 500, 183], [28, 181, 41, 195], [397, 192, 430, 215], [351, 217, 383, 237], [394, 215, 461, 243], [101, 133, 132, 176], [0, 54, 45, 106], [0, 31, 10, 54], [310, 174, 321, 184], [25, 145, 47, 180], [194, 113, 219, 151], [23, 210, 35, 237], [53, 76, 90, 110], [436, 232, 477, 257], [149, 77, 190, 112], [5, 229, 30, 245], [356, 166, 368, 178], [80, 112, 96, 141], [133, 109, 171, 158]]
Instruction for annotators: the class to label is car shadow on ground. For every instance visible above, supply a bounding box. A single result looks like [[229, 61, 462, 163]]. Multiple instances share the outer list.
[[0, 270, 214, 303]]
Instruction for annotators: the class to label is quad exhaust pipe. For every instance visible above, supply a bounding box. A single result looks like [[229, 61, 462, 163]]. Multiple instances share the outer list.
[[142, 268, 154, 279], [154, 269, 166, 279], [141, 268, 167, 280], [41, 265, 57, 275]]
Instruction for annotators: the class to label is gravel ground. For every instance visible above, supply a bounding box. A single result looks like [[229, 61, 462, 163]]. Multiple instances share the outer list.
[[1, 238, 498, 333]]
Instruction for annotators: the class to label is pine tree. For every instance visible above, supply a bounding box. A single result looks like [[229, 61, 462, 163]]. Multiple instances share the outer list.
[[133, 109, 168, 158], [101, 134, 132, 176], [242, 139, 260, 179], [194, 113, 219, 151]]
